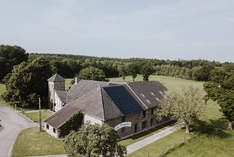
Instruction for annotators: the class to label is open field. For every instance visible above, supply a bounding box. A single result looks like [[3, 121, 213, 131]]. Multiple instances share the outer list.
[[109, 75, 203, 91], [11, 127, 65, 157], [23, 110, 54, 122], [65, 78, 73, 90]]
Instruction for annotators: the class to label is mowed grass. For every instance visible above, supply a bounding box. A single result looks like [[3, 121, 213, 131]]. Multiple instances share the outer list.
[[65, 78, 73, 90], [23, 110, 54, 122], [11, 127, 65, 157], [109, 75, 203, 92]]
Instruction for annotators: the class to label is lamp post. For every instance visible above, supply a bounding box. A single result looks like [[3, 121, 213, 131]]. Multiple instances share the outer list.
[[39, 97, 42, 132]]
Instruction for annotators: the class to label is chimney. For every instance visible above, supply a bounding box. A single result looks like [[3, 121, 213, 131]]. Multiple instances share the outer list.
[[75, 77, 80, 84]]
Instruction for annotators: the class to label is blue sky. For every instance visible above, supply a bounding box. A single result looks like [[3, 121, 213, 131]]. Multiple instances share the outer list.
[[1, 0, 234, 62]]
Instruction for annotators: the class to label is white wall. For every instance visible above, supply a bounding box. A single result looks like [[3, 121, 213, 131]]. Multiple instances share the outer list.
[[84, 114, 103, 125], [54, 92, 64, 112], [43, 122, 59, 138]]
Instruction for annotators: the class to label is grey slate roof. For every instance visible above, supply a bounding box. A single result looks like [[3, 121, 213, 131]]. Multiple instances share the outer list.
[[48, 74, 65, 82], [127, 81, 167, 109], [67, 80, 109, 103], [44, 79, 167, 129]]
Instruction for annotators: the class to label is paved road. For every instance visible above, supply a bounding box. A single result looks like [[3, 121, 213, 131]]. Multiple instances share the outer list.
[[0, 103, 36, 157], [127, 123, 184, 155]]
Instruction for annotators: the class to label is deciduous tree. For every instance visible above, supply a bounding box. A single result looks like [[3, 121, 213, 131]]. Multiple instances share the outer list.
[[78, 66, 106, 81], [64, 123, 126, 157], [204, 68, 234, 130], [3, 57, 53, 108], [0, 45, 28, 81], [155, 86, 206, 133]]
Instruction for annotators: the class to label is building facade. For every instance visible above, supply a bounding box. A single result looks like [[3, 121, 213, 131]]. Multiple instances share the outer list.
[[44, 74, 167, 138]]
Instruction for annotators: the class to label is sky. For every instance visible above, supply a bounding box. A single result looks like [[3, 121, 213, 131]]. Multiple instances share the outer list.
[[0, 0, 234, 62]]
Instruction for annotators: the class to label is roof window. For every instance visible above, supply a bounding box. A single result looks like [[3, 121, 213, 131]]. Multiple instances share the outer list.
[[150, 91, 155, 96], [140, 93, 145, 98]]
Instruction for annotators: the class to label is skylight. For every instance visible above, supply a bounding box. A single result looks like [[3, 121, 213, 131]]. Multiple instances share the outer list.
[[140, 93, 145, 98], [146, 99, 151, 104], [155, 97, 160, 101], [159, 90, 163, 95], [150, 91, 155, 96]]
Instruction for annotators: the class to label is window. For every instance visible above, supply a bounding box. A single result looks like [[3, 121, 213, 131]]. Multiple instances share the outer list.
[[134, 123, 138, 133], [121, 116, 126, 122], [142, 111, 146, 118], [142, 121, 147, 130], [150, 119, 153, 126], [155, 97, 160, 101], [159, 90, 163, 95], [140, 93, 145, 98], [146, 99, 151, 104], [53, 128, 56, 133], [150, 91, 155, 96], [46, 124, 49, 129], [151, 108, 154, 115], [121, 127, 125, 133]]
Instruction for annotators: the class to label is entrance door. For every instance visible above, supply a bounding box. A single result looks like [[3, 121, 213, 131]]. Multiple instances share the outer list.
[[134, 123, 138, 133]]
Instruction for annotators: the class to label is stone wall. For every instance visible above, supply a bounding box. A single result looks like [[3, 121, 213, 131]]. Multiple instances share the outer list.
[[105, 108, 157, 138], [43, 122, 59, 138]]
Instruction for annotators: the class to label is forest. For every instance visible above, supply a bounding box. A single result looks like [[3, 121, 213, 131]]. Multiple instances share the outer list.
[[0, 45, 234, 108]]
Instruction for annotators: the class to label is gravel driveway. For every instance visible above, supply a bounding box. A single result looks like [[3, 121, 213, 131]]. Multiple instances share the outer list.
[[0, 103, 36, 157]]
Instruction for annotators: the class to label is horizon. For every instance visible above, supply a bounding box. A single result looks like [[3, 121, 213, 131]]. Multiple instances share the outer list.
[[1, 0, 234, 62]]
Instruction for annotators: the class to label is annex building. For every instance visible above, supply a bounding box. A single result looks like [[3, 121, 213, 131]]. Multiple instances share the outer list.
[[44, 74, 167, 138]]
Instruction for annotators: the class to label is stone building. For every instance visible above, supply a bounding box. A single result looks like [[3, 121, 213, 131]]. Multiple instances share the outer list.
[[44, 74, 167, 138]]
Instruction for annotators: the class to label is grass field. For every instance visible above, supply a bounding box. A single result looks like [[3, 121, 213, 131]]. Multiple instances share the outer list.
[[65, 78, 73, 90], [109, 75, 234, 157], [11, 127, 65, 157], [23, 110, 54, 122]]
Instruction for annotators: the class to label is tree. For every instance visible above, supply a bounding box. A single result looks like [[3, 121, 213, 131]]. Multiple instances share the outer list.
[[0, 45, 28, 81], [118, 65, 128, 80], [64, 123, 126, 157], [141, 63, 154, 81], [192, 65, 214, 81], [128, 62, 141, 81], [78, 66, 106, 81], [2, 57, 53, 108], [204, 68, 234, 130], [155, 86, 206, 133]]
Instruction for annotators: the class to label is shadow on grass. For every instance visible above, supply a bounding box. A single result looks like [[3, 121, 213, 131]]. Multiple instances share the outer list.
[[191, 118, 231, 138], [126, 120, 177, 140]]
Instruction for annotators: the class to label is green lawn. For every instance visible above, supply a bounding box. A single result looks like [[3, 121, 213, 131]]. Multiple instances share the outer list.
[[110, 75, 234, 157], [65, 78, 73, 90], [109, 75, 203, 92], [23, 110, 54, 122], [11, 127, 65, 157]]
